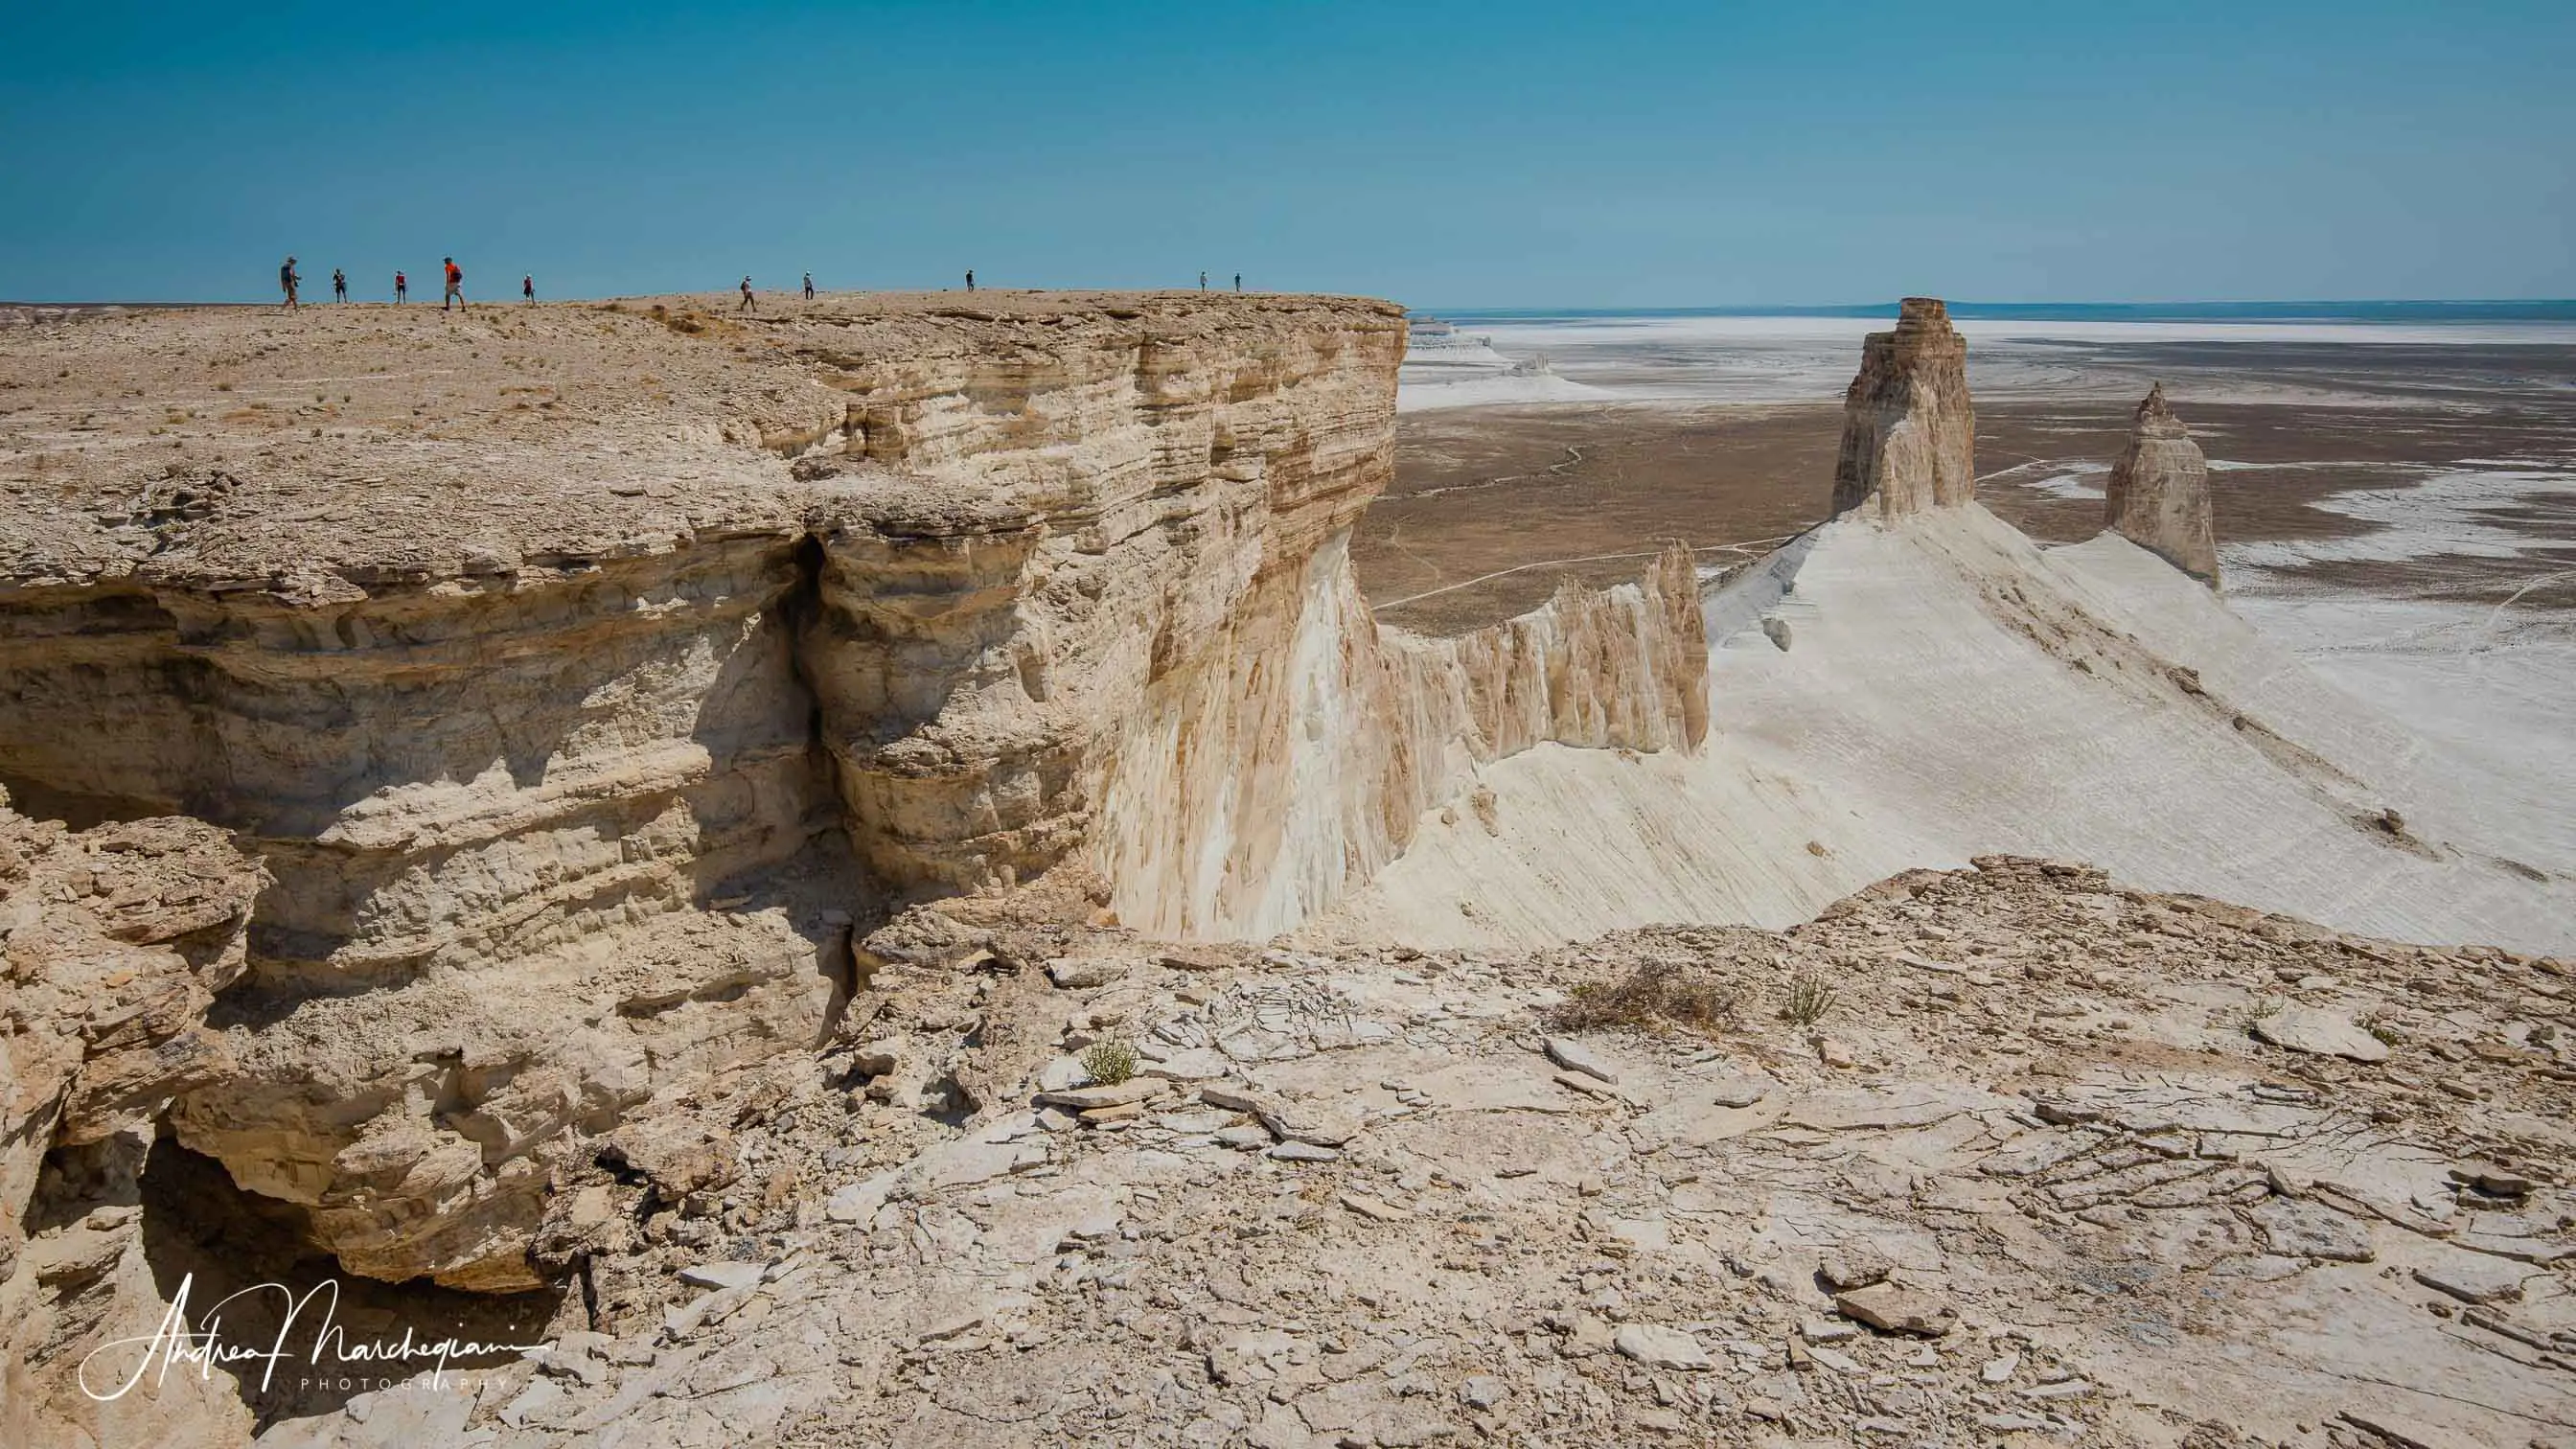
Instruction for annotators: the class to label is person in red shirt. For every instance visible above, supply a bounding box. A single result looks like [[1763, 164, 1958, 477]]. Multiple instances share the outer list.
[[522, 275, 535, 305], [395, 270, 407, 303], [443, 258, 464, 312]]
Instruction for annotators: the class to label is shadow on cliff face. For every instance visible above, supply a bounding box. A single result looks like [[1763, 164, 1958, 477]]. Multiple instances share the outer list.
[[135, 1138, 565, 1430], [1, 539, 865, 1002]]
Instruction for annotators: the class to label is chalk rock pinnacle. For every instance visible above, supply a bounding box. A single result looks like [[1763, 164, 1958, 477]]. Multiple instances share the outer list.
[[1830, 297, 1976, 518], [2104, 383, 2219, 586]]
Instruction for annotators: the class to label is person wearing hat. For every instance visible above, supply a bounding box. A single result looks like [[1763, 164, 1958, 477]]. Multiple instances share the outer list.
[[280, 256, 301, 310]]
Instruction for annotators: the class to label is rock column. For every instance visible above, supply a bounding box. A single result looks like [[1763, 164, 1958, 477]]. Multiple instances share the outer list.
[[1829, 297, 1976, 518], [2103, 382, 2219, 586]]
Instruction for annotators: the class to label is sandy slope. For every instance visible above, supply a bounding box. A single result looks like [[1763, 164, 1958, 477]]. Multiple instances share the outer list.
[[1308, 506, 2573, 954]]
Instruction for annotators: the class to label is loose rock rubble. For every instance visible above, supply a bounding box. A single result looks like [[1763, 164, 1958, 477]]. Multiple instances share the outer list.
[[207, 856, 2576, 1447]]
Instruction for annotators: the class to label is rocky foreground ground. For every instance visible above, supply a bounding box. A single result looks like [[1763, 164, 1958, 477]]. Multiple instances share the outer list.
[[192, 857, 2571, 1449]]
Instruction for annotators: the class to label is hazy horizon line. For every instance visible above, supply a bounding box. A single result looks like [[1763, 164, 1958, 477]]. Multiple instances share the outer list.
[[1422, 298, 2576, 321], [11, 293, 2576, 323]]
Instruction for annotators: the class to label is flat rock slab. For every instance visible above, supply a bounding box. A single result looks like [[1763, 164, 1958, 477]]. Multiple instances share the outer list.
[[1201, 1084, 1360, 1146], [1046, 957, 1127, 989], [2253, 1005, 2390, 1063], [1544, 1036, 1619, 1084], [2411, 1254, 2531, 1305], [2336, 1408, 2448, 1449], [1407, 1062, 1581, 1114], [2450, 1230, 2575, 1265], [1034, 1078, 1165, 1112], [1266, 1103, 1363, 1147], [1613, 1323, 1712, 1369], [1199, 1084, 1278, 1116], [1784, 1083, 2004, 1132], [1709, 1077, 1771, 1109], [677, 1260, 766, 1292], [1818, 1247, 1892, 1291], [921, 1138, 1048, 1191], [825, 1171, 894, 1224], [1146, 1047, 1230, 1081], [1208, 1328, 1301, 1385], [1831, 1282, 1956, 1337], [1553, 1070, 1622, 1100], [2250, 1197, 2375, 1262]]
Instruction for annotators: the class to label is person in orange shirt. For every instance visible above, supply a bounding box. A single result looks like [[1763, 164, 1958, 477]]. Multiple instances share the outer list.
[[443, 257, 464, 312]]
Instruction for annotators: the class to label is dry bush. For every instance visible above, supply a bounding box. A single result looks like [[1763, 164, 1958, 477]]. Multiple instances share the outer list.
[[647, 303, 707, 336], [1779, 971, 1839, 1027], [1552, 960, 1737, 1036]]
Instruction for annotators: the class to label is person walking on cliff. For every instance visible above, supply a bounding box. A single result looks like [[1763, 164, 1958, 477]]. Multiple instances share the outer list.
[[522, 275, 535, 305], [1198, 270, 1207, 290], [395, 270, 407, 304], [442, 257, 464, 311], [802, 271, 815, 301], [964, 269, 974, 292], [333, 267, 347, 303], [280, 256, 300, 310], [739, 275, 755, 312], [1233, 273, 1241, 292]]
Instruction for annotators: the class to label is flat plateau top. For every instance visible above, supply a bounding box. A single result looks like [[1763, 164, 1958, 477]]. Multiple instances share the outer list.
[[0, 291, 1400, 593]]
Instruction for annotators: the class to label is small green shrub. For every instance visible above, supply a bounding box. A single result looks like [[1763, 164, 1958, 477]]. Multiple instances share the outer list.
[[1779, 972, 1838, 1028], [1080, 1039, 1138, 1087]]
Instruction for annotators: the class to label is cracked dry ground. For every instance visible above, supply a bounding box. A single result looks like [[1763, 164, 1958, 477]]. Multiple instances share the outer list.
[[264, 858, 2574, 1449]]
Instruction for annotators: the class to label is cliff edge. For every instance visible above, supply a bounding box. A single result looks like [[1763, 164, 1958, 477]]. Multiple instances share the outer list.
[[0, 293, 1703, 1297]]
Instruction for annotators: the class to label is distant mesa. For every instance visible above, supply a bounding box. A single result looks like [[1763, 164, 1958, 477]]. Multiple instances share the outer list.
[[2104, 382, 2220, 586], [1829, 297, 1977, 519]]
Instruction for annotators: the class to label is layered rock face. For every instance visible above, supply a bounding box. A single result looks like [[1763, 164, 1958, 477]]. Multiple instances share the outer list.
[[1828, 297, 1977, 518], [1093, 538, 1706, 937], [0, 294, 1703, 1297], [2103, 382, 2220, 585], [0, 793, 264, 1449]]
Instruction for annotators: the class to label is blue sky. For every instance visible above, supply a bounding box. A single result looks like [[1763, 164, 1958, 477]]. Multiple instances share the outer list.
[[4, 1, 2570, 306]]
